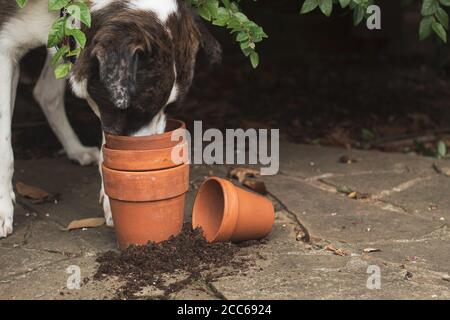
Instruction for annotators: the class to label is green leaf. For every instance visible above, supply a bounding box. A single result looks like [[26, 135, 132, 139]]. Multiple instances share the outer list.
[[250, 51, 259, 68], [353, 6, 365, 25], [66, 2, 91, 27], [300, 0, 319, 14], [436, 7, 449, 29], [362, 128, 376, 141], [421, 0, 439, 16], [48, 0, 71, 11], [47, 17, 66, 48], [51, 45, 70, 66], [66, 47, 81, 57], [419, 16, 433, 40], [212, 7, 230, 26], [319, 0, 333, 17], [54, 62, 72, 79], [66, 28, 87, 48], [432, 20, 447, 42], [198, 6, 212, 21], [16, 0, 28, 8], [441, 0, 450, 6], [205, 0, 219, 19], [437, 140, 447, 158], [339, 0, 351, 8], [236, 32, 249, 42]]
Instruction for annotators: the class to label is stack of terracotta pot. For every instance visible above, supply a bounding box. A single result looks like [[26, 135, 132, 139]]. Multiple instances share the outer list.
[[102, 120, 189, 249], [102, 120, 275, 249]]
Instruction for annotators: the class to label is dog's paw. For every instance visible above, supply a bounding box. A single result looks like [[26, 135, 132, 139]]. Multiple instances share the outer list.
[[0, 195, 14, 238], [67, 147, 100, 166], [102, 195, 114, 227]]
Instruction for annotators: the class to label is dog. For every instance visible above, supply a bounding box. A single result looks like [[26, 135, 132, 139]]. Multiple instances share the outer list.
[[0, 0, 221, 237]]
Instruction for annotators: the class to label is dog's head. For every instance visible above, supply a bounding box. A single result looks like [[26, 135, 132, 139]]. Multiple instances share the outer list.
[[70, 1, 221, 136]]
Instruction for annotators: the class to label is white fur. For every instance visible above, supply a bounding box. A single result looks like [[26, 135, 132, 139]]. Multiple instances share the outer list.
[[0, 54, 16, 238], [98, 134, 113, 227], [0, 0, 57, 237], [90, 0, 116, 12], [35, 52, 100, 166], [91, 0, 178, 23], [167, 84, 179, 105], [132, 111, 167, 137], [0, 0, 181, 237], [0, 0, 57, 60], [0, 1, 100, 237], [128, 0, 178, 22], [70, 76, 89, 99]]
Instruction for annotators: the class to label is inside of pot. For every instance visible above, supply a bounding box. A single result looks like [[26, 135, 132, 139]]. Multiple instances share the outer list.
[[193, 179, 224, 242]]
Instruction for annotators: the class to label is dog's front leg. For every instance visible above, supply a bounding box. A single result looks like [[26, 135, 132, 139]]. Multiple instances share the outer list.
[[0, 53, 18, 238], [34, 52, 99, 166], [99, 134, 113, 227]]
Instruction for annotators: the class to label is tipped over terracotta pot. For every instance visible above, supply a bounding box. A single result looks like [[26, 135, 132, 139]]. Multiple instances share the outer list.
[[192, 177, 275, 243], [102, 120, 189, 249]]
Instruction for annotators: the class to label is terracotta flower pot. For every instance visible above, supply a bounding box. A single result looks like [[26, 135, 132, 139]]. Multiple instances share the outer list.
[[101, 119, 189, 249], [103, 142, 188, 171], [192, 177, 275, 243], [102, 164, 189, 249], [102, 164, 189, 202]]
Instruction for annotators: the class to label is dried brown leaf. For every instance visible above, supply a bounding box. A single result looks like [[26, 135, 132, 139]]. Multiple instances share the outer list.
[[229, 167, 260, 183], [16, 182, 51, 201], [324, 245, 348, 256], [348, 191, 357, 199], [433, 163, 450, 177]]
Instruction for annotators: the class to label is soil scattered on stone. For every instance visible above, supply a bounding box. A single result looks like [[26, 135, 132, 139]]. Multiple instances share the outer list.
[[94, 225, 258, 299]]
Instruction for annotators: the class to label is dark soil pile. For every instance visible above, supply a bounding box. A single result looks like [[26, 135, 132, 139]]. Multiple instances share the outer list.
[[94, 225, 256, 299]]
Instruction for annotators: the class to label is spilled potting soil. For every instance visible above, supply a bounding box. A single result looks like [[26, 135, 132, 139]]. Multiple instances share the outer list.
[[94, 225, 262, 299]]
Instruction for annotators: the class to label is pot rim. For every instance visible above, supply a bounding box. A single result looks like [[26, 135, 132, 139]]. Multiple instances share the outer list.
[[102, 163, 190, 202], [102, 162, 188, 176], [193, 177, 239, 242], [102, 141, 188, 154], [104, 119, 185, 143]]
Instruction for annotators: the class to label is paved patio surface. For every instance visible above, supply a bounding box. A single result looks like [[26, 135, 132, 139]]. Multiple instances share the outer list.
[[1, 141, 449, 299]]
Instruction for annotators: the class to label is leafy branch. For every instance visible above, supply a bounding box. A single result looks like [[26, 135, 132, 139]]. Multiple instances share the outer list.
[[16, 0, 91, 78], [16, 0, 266, 76], [419, 0, 450, 43], [300, 0, 450, 43], [300, 0, 375, 24], [16, 0, 450, 79], [186, 0, 268, 68]]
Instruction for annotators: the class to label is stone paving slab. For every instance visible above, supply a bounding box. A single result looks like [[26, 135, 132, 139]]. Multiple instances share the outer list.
[[0, 247, 64, 281], [0, 256, 121, 300], [358, 237, 450, 274], [382, 176, 450, 221], [1, 143, 449, 299], [212, 215, 450, 300], [279, 142, 437, 179], [322, 171, 427, 197], [14, 158, 103, 227], [263, 175, 442, 243]]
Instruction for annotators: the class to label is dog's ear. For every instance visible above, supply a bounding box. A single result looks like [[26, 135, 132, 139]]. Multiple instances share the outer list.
[[189, 9, 222, 66], [92, 46, 141, 110]]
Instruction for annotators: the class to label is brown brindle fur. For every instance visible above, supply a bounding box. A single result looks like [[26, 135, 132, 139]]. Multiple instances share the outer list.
[[71, 0, 221, 135]]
